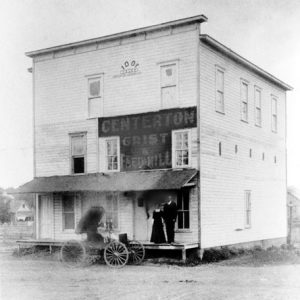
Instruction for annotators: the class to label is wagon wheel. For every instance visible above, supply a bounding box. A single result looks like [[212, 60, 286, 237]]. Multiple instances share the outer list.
[[104, 241, 129, 268], [128, 240, 145, 265], [60, 240, 86, 266]]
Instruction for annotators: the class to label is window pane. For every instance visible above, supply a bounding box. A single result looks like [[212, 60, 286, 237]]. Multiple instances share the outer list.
[[177, 212, 183, 229], [184, 211, 189, 228], [255, 90, 261, 107], [241, 83, 248, 101], [272, 98, 277, 114], [216, 70, 224, 91], [63, 197, 74, 211], [216, 91, 224, 112], [175, 133, 182, 148], [73, 157, 85, 173], [72, 136, 84, 155], [272, 115, 277, 131], [256, 108, 261, 125], [161, 64, 176, 86], [242, 102, 248, 120], [183, 193, 189, 210], [161, 86, 176, 108], [89, 79, 100, 97], [64, 213, 75, 229], [88, 98, 101, 118]]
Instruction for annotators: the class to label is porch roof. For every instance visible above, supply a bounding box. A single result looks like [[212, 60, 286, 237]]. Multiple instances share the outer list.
[[15, 169, 198, 193]]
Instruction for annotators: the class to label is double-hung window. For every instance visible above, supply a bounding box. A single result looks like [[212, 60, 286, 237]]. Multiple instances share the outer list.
[[62, 193, 75, 230], [87, 75, 103, 118], [271, 96, 278, 132], [160, 62, 178, 108], [215, 67, 225, 113], [255, 87, 262, 127], [172, 129, 191, 168], [177, 189, 190, 230], [105, 137, 120, 171], [70, 133, 86, 174], [245, 190, 251, 228], [241, 80, 249, 122]]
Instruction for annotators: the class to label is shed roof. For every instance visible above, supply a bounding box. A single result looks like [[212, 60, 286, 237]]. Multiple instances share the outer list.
[[15, 169, 198, 193]]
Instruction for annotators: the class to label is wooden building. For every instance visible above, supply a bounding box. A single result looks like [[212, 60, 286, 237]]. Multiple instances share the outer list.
[[18, 15, 292, 254]]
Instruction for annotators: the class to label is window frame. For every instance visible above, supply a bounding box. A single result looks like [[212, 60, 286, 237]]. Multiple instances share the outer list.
[[172, 129, 192, 168], [62, 193, 75, 231], [176, 189, 190, 231], [254, 86, 262, 127], [240, 79, 249, 122], [159, 60, 179, 108], [244, 190, 252, 229], [86, 74, 104, 119], [69, 132, 87, 175], [105, 192, 119, 230], [271, 96, 278, 133], [215, 66, 225, 113], [104, 136, 120, 172]]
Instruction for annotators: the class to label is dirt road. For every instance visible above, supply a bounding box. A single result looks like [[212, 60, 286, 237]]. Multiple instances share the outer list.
[[1, 252, 300, 300]]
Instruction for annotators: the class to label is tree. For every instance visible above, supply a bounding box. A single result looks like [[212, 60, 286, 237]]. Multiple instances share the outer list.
[[0, 191, 11, 223]]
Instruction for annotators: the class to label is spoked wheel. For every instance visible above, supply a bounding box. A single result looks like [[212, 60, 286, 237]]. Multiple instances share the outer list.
[[128, 240, 145, 265], [104, 241, 129, 268], [60, 240, 86, 266]]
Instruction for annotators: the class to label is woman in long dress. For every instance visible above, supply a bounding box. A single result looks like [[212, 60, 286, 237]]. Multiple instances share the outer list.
[[150, 204, 166, 243]]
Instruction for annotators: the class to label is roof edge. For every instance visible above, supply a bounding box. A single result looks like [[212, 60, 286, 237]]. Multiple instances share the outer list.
[[200, 34, 293, 91], [26, 15, 208, 58]]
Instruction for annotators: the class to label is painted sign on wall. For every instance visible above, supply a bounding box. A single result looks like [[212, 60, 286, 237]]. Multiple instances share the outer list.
[[98, 106, 197, 171]]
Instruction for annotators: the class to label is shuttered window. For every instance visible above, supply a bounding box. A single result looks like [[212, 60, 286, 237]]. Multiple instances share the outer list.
[[215, 67, 225, 113], [241, 81, 249, 122], [87, 75, 104, 118], [160, 62, 178, 108], [255, 87, 262, 127]]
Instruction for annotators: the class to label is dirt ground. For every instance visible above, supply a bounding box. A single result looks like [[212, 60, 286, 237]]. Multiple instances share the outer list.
[[1, 245, 300, 300]]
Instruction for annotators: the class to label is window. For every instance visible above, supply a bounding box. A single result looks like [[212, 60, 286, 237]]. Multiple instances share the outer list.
[[215, 67, 225, 113], [245, 191, 251, 228], [255, 87, 262, 126], [70, 133, 86, 174], [177, 189, 190, 230], [172, 129, 191, 168], [87, 75, 103, 118], [271, 96, 278, 132], [105, 137, 120, 171], [105, 192, 119, 229], [62, 193, 75, 230], [160, 62, 178, 108], [241, 81, 249, 122]]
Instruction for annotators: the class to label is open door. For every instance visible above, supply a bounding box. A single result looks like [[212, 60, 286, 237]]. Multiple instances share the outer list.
[[39, 195, 53, 239]]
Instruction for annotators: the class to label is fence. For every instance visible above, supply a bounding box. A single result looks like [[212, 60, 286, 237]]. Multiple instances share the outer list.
[[0, 222, 35, 241]]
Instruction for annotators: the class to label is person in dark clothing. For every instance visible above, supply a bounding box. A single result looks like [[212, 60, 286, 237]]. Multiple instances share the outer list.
[[150, 204, 166, 244], [163, 196, 177, 244], [76, 206, 105, 244]]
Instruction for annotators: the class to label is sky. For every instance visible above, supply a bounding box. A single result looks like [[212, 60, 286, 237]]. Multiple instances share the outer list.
[[0, 0, 299, 189]]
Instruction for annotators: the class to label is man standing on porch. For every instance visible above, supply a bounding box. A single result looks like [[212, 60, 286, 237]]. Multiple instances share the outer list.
[[163, 196, 178, 244]]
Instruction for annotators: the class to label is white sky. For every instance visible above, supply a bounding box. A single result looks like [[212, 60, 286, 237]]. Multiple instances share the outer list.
[[0, 0, 299, 189]]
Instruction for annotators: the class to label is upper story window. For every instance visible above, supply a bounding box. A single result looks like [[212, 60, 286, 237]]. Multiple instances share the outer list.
[[160, 61, 178, 108], [215, 66, 225, 113], [255, 87, 262, 127], [271, 96, 278, 133], [70, 133, 86, 174], [172, 129, 191, 168], [105, 137, 120, 171], [87, 75, 104, 118], [241, 80, 249, 122]]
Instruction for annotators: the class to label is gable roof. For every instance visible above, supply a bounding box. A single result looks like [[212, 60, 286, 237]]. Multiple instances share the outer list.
[[200, 34, 292, 91], [25, 15, 208, 58]]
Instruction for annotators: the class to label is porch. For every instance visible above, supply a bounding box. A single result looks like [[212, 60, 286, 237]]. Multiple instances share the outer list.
[[16, 239, 199, 262]]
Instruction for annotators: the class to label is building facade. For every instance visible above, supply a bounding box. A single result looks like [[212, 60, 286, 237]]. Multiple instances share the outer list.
[[20, 15, 292, 249]]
